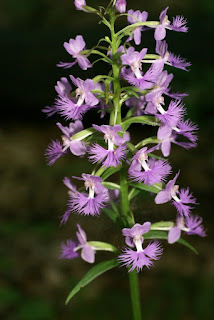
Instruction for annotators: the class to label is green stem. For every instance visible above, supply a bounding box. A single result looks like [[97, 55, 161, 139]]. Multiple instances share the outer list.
[[109, 11, 121, 125], [108, 9, 141, 320], [129, 271, 142, 320], [120, 166, 129, 217]]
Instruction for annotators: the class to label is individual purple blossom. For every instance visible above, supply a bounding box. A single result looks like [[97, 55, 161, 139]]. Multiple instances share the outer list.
[[157, 125, 196, 157], [153, 7, 188, 41], [155, 40, 191, 71], [42, 77, 72, 117], [128, 147, 171, 185], [68, 174, 109, 216], [155, 172, 197, 217], [75, 224, 96, 263], [89, 125, 129, 168], [60, 224, 96, 263], [127, 10, 148, 45], [118, 222, 162, 272], [155, 100, 186, 127], [168, 216, 206, 244], [57, 35, 92, 70], [115, 0, 127, 13], [45, 120, 86, 165], [55, 76, 99, 120], [121, 47, 159, 90], [74, 0, 86, 11]]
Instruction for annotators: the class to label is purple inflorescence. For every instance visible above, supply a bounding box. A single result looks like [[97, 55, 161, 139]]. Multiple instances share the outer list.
[[44, 1, 205, 274]]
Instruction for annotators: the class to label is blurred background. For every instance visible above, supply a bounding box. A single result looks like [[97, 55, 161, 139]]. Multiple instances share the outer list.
[[0, 0, 214, 319]]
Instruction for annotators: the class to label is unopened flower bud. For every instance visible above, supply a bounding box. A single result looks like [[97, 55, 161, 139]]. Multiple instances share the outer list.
[[74, 0, 86, 11], [115, 0, 127, 13]]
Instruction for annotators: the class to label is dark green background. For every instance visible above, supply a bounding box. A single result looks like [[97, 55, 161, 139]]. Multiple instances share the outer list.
[[1, 0, 214, 319]]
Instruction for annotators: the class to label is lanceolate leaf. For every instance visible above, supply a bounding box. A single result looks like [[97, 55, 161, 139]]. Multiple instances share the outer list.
[[144, 230, 198, 254], [102, 182, 120, 190], [151, 221, 174, 230], [71, 127, 95, 141], [101, 166, 121, 180], [65, 259, 119, 304], [122, 116, 159, 131], [129, 182, 160, 194], [87, 241, 118, 253]]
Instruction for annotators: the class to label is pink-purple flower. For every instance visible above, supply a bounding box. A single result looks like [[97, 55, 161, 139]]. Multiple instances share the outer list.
[[155, 172, 197, 216], [168, 216, 206, 244], [118, 222, 163, 272], [74, 0, 86, 11], [57, 35, 92, 70], [68, 174, 109, 216], [60, 224, 96, 263], [128, 147, 171, 185], [115, 0, 127, 13], [54, 76, 99, 120], [157, 124, 197, 157], [45, 120, 87, 165], [89, 124, 129, 168], [121, 47, 159, 90], [153, 7, 188, 41]]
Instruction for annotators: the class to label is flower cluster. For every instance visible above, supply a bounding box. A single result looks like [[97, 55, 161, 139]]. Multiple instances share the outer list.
[[44, 1, 205, 274]]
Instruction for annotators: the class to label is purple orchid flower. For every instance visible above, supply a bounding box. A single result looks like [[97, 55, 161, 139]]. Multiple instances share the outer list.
[[89, 124, 129, 168], [128, 147, 171, 185], [153, 7, 188, 41], [60, 224, 96, 263], [168, 216, 206, 244], [127, 10, 148, 45], [115, 0, 127, 13], [118, 222, 162, 272], [74, 0, 86, 11], [155, 40, 191, 71], [155, 100, 186, 127], [157, 125, 196, 157], [57, 35, 92, 70], [155, 172, 197, 217], [121, 47, 159, 90], [54, 76, 99, 120], [75, 224, 96, 263], [45, 120, 87, 165], [68, 174, 109, 216]]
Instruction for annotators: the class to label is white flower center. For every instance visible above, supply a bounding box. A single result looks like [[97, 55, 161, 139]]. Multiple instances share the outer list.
[[131, 61, 142, 79], [134, 237, 143, 252], [171, 185, 180, 202], [76, 88, 85, 107]]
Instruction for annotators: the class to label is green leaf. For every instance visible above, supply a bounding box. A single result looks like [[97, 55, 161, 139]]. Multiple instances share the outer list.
[[65, 259, 119, 304], [116, 21, 159, 38], [71, 127, 95, 141], [102, 207, 119, 223], [129, 182, 160, 194], [93, 75, 114, 83], [151, 221, 174, 230], [102, 182, 120, 190], [122, 116, 159, 131], [82, 5, 98, 13], [87, 241, 118, 253], [135, 136, 160, 149], [144, 230, 198, 254], [101, 166, 121, 180]]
